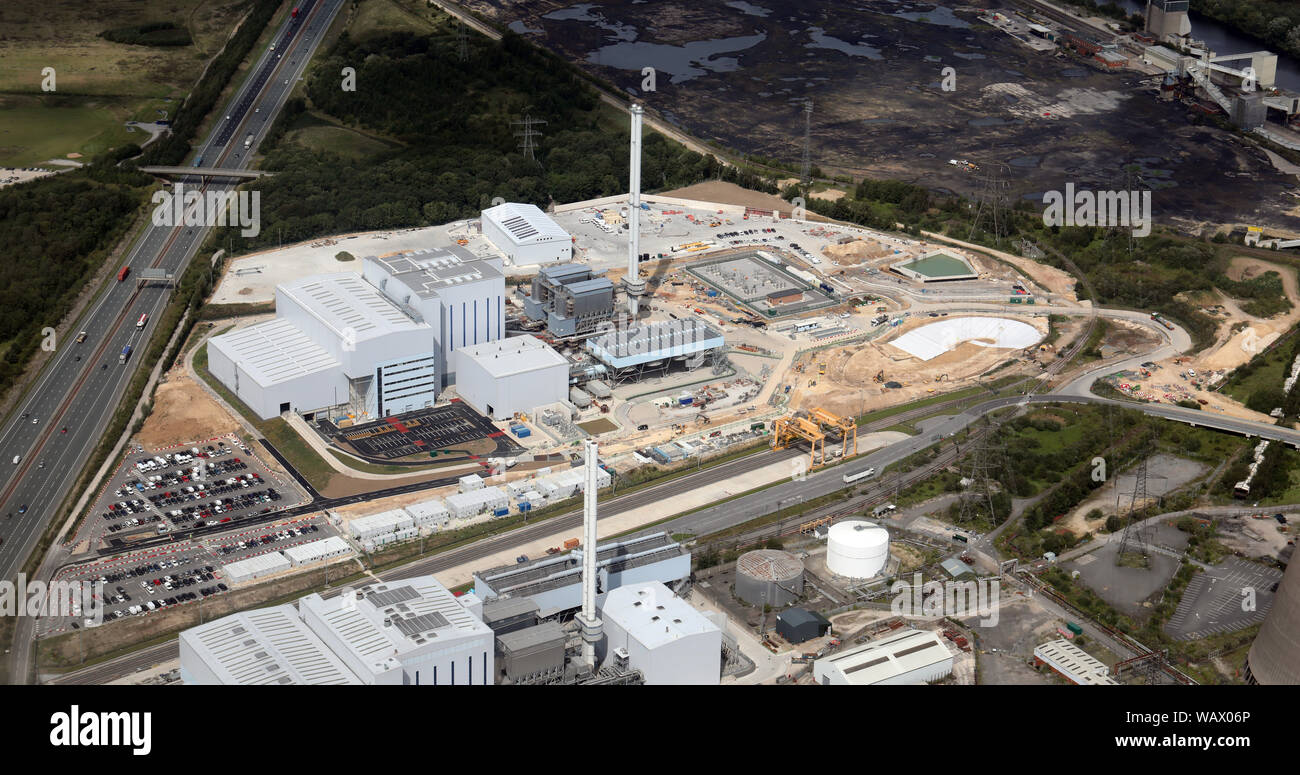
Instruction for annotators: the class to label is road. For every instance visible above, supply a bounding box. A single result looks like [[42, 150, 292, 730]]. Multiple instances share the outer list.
[[4, 0, 346, 683], [0, 0, 344, 585]]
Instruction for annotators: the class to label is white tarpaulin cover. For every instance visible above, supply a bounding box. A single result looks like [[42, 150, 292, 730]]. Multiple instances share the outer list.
[[889, 317, 1042, 361]]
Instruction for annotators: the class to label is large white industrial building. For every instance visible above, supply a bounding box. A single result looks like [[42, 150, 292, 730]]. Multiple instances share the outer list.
[[180, 576, 493, 686], [481, 202, 572, 266], [298, 575, 494, 685], [453, 334, 569, 419], [179, 604, 361, 685], [813, 629, 954, 686], [597, 582, 721, 685], [208, 246, 505, 420]]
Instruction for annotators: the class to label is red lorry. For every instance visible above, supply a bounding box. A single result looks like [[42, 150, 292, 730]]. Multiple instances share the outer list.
[[117, 266, 130, 282]]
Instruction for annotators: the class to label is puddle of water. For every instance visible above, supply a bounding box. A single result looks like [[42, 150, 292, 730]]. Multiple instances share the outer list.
[[862, 118, 897, 125], [1009, 155, 1041, 168], [1021, 191, 1046, 202], [968, 116, 1007, 127], [587, 34, 768, 83], [544, 3, 637, 42], [725, 0, 772, 16], [805, 26, 883, 59], [1003, 69, 1024, 78], [890, 4, 971, 29], [508, 20, 542, 35], [1060, 67, 1089, 78], [952, 52, 985, 60]]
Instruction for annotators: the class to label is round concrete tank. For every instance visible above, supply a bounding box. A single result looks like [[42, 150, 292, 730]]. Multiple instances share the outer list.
[[827, 519, 889, 579], [735, 549, 804, 607], [1246, 554, 1300, 684]]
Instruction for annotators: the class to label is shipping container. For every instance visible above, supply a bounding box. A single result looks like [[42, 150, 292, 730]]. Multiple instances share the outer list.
[[493, 507, 509, 517], [563, 538, 580, 549], [1066, 621, 1083, 636]]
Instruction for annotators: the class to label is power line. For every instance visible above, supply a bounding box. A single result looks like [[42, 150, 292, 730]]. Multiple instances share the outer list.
[[512, 114, 547, 161], [800, 99, 814, 188]]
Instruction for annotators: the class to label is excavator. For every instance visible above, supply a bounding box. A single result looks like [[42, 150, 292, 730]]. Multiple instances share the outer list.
[[873, 370, 885, 383]]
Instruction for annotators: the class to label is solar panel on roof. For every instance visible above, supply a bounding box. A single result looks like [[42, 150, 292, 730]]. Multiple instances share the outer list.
[[367, 585, 421, 608], [394, 612, 450, 637]]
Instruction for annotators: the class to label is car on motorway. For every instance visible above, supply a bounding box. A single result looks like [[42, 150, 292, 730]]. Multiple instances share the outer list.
[[75, 331, 87, 343], [18, 504, 27, 514]]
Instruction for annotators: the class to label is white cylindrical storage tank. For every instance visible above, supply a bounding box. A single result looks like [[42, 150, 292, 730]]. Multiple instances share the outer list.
[[826, 519, 889, 579]]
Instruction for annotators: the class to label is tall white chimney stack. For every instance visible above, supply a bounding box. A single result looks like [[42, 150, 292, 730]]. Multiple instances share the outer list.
[[623, 104, 646, 318], [579, 439, 603, 671]]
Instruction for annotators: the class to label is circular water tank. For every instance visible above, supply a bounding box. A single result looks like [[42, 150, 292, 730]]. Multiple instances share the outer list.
[[827, 519, 889, 579], [735, 549, 804, 607]]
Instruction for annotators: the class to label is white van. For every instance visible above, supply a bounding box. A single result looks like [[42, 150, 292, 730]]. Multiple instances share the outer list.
[[12, 455, 19, 465]]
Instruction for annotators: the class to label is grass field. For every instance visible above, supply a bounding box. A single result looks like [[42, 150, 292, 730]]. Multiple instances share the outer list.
[[351, 0, 442, 39], [282, 112, 400, 160], [0, 0, 248, 165], [0, 95, 141, 166]]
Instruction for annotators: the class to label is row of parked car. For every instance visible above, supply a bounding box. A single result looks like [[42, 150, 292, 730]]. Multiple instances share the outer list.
[[216, 523, 318, 555]]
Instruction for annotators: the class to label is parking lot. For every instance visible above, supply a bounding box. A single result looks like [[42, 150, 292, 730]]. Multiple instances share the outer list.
[[318, 402, 521, 462], [1165, 557, 1284, 641], [72, 435, 301, 552], [43, 512, 338, 636]]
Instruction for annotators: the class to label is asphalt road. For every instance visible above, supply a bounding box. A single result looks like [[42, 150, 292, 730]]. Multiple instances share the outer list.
[[0, 0, 345, 585]]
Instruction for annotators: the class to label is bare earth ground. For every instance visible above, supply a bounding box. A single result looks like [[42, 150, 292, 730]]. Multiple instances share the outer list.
[[135, 371, 240, 448], [660, 180, 827, 219], [792, 314, 1047, 416], [1142, 256, 1300, 423], [1060, 453, 1209, 538]]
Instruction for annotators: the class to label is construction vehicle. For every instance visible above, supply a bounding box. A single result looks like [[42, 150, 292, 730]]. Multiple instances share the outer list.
[[563, 538, 580, 550], [818, 363, 826, 375], [873, 370, 885, 383]]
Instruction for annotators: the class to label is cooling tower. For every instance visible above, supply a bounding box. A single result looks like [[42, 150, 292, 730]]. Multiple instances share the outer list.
[[1246, 556, 1300, 685]]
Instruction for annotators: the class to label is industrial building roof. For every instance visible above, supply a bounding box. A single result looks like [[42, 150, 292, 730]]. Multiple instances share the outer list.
[[456, 335, 568, 378], [298, 575, 491, 676], [482, 203, 570, 245], [482, 596, 541, 625], [941, 557, 974, 578], [349, 509, 412, 535], [561, 278, 615, 298], [445, 486, 507, 511], [475, 532, 686, 599], [282, 536, 352, 565], [223, 551, 290, 579], [367, 248, 502, 300], [777, 607, 830, 629], [497, 621, 565, 654], [279, 272, 427, 341], [209, 319, 341, 386], [179, 604, 361, 685], [538, 263, 593, 283], [816, 629, 952, 685], [1034, 639, 1119, 685], [601, 582, 719, 650], [406, 498, 449, 520], [587, 319, 724, 369]]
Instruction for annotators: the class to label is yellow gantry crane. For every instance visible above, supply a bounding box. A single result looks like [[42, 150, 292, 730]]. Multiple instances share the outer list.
[[771, 415, 826, 469], [809, 407, 857, 457]]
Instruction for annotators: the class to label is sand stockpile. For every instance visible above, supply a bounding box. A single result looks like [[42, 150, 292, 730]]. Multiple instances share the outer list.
[[825, 238, 890, 265]]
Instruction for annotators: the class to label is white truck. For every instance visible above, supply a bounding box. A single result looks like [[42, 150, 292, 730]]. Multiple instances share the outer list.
[[244, 133, 254, 150]]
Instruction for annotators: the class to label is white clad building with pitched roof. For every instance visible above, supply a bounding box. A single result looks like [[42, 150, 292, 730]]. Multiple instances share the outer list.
[[298, 575, 494, 685], [179, 604, 361, 685], [481, 202, 572, 266]]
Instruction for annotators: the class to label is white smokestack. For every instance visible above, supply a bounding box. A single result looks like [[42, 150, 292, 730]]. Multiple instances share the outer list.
[[624, 104, 646, 318], [580, 439, 603, 671]]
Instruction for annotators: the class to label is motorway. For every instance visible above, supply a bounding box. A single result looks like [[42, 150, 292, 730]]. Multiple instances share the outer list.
[[0, 0, 345, 586]]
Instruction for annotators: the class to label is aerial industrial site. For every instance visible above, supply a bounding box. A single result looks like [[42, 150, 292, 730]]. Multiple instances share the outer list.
[[0, 0, 1298, 714]]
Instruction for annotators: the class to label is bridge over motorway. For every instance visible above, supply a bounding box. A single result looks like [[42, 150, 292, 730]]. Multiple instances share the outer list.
[[139, 166, 273, 179]]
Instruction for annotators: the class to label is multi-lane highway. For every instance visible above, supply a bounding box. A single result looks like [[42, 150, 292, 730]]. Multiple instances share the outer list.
[[0, 0, 345, 587]]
